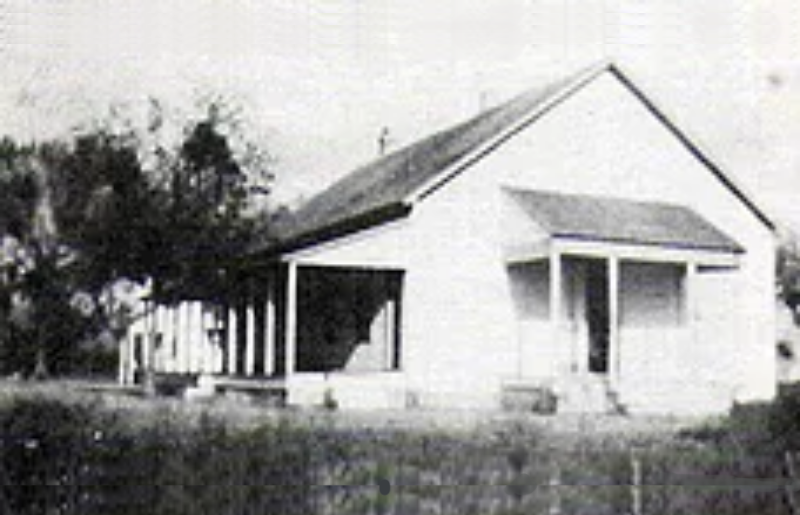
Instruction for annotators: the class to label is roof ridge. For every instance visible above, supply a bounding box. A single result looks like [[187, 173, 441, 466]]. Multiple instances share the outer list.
[[262, 59, 771, 257], [268, 61, 614, 252], [407, 60, 613, 203]]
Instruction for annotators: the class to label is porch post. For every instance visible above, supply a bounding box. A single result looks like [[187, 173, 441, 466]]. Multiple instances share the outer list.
[[188, 302, 198, 373], [245, 298, 256, 376], [170, 307, 179, 372], [143, 300, 153, 374], [285, 262, 298, 376], [152, 306, 161, 372], [118, 336, 128, 385], [173, 303, 182, 373], [201, 305, 215, 373], [384, 300, 396, 371], [129, 331, 138, 384], [549, 250, 562, 360], [191, 301, 204, 373], [608, 256, 620, 382], [686, 261, 697, 345], [226, 305, 238, 375], [264, 281, 276, 376], [178, 303, 191, 373], [157, 306, 171, 373]]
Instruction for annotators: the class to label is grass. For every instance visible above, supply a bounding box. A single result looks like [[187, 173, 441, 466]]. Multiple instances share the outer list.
[[0, 379, 792, 514]]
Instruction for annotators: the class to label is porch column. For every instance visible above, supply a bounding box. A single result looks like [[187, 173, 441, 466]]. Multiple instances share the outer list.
[[118, 336, 128, 385], [384, 300, 397, 370], [201, 306, 215, 373], [608, 256, 620, 381], [151, 306, 161, 372], [187, 303, 197, 373], [686, 261, 698, 345], [191, 302, 204, 373], [157, 306, 171, 373], [174, 303, 185, 373], [285, 262, 298, 376], [143, 300, 154, 374], [264, 283, 276, 376], [549, 251, 563, 364], [226, 306, 238, 375], [173, 304, 182, 373], [130, 331, 139, 384], [245, 300, 257, 376], [170, 308, 179, 372]]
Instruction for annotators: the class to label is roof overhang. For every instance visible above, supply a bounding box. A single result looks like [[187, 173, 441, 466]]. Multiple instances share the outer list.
[[251, 202, 412, 262], [504, 237, 741, 268]]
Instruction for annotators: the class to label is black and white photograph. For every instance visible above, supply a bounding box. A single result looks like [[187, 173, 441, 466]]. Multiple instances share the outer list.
[[1, 1, 800, 513]]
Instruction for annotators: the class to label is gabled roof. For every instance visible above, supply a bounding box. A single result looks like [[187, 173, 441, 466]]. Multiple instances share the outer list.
[[506, 189, 744, 254], [263, 61, 772, 256]]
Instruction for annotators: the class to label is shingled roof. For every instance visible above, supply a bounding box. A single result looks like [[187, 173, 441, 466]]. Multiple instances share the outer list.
[[262, 61, 772, 255], [506, 189, 744, 253], [264, 63, 607, 253]]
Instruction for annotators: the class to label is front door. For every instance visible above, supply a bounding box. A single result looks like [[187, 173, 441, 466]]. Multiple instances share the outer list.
[[584, 259, 610, 374]]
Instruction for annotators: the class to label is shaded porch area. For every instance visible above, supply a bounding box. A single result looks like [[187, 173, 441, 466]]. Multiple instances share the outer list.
[[120, 263, 404, 406], [502, 189, 744, 413], [507, 248, 740, 412]]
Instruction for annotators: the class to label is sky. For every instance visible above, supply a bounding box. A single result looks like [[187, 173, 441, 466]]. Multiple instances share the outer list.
[[2, 0, 800, 227]]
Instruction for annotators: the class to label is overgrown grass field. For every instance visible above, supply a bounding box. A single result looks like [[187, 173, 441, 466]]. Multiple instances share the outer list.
[[0, 381, 795, 514]]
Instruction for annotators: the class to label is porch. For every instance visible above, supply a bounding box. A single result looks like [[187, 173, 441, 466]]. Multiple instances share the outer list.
[[120, 263, 405, 407], [503, 190, 744, 414]]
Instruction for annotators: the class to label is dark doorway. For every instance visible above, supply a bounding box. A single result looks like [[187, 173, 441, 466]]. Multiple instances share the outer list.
[[585, 259, 610, 373]]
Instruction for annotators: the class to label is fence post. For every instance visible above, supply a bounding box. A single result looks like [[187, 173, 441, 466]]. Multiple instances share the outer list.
[[549, 463, 562, 515], [630, 449, 643, 515], [785, 451, 799, 515]]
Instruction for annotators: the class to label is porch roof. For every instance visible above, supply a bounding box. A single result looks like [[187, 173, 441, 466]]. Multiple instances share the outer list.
[[506, 189, 744, 254]]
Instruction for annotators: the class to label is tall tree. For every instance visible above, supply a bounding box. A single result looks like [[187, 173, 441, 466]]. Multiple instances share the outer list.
[[0, 99, 273, 376], [0, 137, 95, 375]]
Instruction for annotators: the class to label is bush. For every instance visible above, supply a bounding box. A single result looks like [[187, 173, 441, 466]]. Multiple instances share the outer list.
[[767, 382, 800, 451], [0, 398, 102, 513]]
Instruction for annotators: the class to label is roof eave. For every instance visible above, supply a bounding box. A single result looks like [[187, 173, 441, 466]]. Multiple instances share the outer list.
[[553, 232, 745, 255], [607, 63, 776, 232], [256, 201, 413, 260]]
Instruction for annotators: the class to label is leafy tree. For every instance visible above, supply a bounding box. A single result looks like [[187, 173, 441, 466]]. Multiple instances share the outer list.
[[0, 137, 94, 375], [153, 107, 255, 299], [0, 99, 272, 376]]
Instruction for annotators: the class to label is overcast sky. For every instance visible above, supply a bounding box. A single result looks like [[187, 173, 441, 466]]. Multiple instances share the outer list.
[[2, 0, 800, 227]]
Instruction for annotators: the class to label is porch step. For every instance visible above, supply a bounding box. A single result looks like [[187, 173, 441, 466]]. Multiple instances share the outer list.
[[185, 375, 287, 406], [501, 382, 558, 414], [556, 378, 619, 414]]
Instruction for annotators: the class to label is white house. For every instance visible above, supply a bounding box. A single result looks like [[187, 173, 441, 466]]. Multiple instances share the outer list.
[[122, 62, 776, 414]]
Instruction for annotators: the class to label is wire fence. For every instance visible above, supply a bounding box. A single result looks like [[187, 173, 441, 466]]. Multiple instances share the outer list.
[[0, 434, 796, 514], [0, 398, 796, 514]]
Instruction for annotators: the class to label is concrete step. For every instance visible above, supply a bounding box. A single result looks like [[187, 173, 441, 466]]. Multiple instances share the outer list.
[[556, 377, 616, 414]]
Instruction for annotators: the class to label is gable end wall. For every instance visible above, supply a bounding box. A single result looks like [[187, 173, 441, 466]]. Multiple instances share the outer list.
[[405, 70, 775, 407]]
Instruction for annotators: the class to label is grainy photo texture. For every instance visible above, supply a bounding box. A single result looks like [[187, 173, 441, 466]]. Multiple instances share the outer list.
[[1, 1, 800, 513]]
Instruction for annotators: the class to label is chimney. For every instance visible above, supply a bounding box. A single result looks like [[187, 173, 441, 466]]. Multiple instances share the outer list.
[[378, 127, 391, 156]]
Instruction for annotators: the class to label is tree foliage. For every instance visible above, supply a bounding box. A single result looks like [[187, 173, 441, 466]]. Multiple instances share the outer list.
[[0, 100, 271, 376]]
